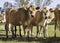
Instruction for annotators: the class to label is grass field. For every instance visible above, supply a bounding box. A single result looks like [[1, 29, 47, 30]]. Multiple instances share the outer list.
[[0, 23, 60, 43]]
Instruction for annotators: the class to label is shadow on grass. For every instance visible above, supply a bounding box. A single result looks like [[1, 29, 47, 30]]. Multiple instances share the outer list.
[[0, 35, 60, 43]]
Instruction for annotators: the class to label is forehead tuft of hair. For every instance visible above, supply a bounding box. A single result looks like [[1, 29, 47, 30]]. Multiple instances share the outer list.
[[44, 7, 47, 9], [30, 5, 34, 7], [49, 8, 52, 10]]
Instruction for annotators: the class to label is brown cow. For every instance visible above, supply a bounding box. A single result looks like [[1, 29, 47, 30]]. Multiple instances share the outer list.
[[54, 8, 60, 37], [47, 8, 60, 37], [26, 6, 49, 38], [42, 8, 55, 38], [44, 8, 60, 37], [5, 7, 31, 38]]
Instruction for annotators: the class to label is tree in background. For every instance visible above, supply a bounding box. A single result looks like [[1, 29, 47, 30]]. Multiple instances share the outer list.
[[3, 2, 9, 9], [35, 0, 41, 7], [20, 0, 24, 6], [35, 0, 53, 8], [0, 7, 2, 11], [24, 0, 30, 6], [42, 0, 52, 7], [0, 7, 2, 14], [56, 4, 60, 8], [3, 2, 12, 11], [20, 0, 52, 8], [15, 0, 20, 7], [20, 0, 30, 6], [2, 0, 53, 9]]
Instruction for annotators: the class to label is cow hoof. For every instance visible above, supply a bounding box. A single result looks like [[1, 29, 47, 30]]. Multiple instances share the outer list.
[[6, 36, 8, 39], [43, 37, 46, 39], [35, 37, 38, 40], [20, 35, 22, 37]]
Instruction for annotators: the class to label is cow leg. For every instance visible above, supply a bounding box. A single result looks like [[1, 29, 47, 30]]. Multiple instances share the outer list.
[[36, 26, 39, 38], [11, 25, 15, 38], [19, 26, 22, 37], [5, 23, 9, 38], [59, 23, 60, 31], [23, 25, 29, 37], [29, 25, 33, 37], [25, 27, 30, 38], [30, 28, 32, 37], [23, 24, 30, 38], [54, 25, 56, 37], [43, 24, 48, 39], [23, 25, 26, 37], [24, 28, 26, 37], [58, 22, 60, 31], [40, 26, 43, 36], [27, 29, 29, 38], [14, 26, 17, 37], [26, 26, 30, 38], [43, 26, 46, 38], [54, 20, 57, 37], [45, 23, 48, 37]]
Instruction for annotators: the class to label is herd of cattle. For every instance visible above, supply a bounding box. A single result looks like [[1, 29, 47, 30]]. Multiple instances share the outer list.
[[0, 5, 60, 39]]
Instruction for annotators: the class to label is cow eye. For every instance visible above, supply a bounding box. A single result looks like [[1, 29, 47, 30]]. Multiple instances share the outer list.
[[46, 10, 48, 13]]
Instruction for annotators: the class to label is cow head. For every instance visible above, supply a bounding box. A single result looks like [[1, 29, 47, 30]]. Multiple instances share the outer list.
[[41, 7, 49, 19], [45, 8, 55, 23], [28, 5, 41, 17], [29, 5, 35, 12], [23, 4, 28, 10], [28, 5, 36, 17], [42, 7, 48, 14]]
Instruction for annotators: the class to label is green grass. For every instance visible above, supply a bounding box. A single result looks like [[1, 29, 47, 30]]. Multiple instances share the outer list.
[[0, 23, 60, 43]]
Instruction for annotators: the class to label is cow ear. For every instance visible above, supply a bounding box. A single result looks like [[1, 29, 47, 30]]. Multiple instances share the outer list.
[[23, 7, 27, 10], [29, 7, 33, 11], [36, 7, 40, 10], [23, 5, 28, 10]]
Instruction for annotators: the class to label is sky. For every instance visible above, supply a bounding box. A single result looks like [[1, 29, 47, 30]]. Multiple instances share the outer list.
[[47, 0, 60, 8], [0, 0, 16, 7], [0, 0, 60, 8]]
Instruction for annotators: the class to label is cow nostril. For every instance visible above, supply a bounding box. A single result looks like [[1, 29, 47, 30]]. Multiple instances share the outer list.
[[44, 13, 46, 15], [45, 17, 47, 19], [31, 15, 34, 17]]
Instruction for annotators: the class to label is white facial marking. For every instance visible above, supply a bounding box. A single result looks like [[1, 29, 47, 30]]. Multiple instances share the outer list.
[[32, 10, 38, 16], [46, 10, 55, 23]]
